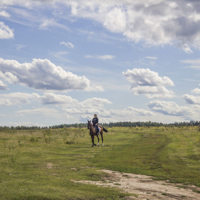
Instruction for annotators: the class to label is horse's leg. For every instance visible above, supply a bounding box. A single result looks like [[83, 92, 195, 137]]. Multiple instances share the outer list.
[[92, 128, 97, 146], [101, 131, 104, 147], [91, 135, 93, 147], [97, 135, 100, 146], [91, 135, 95, 147]]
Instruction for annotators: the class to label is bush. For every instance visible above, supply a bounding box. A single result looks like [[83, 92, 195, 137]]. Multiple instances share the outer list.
[[30, 137, 38, 142]]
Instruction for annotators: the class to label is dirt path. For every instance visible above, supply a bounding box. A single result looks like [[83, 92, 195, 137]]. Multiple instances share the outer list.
[[74, 169, 200, 199]]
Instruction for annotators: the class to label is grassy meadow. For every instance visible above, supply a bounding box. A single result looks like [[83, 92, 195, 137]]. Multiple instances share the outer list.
[[1, 126, 200, 199]]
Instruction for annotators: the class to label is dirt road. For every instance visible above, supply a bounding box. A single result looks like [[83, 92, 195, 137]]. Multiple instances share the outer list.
[[75, 169, 200, 199]]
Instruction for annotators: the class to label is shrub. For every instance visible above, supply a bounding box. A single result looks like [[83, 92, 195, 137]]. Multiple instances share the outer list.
[[30, 137, 38, 142]]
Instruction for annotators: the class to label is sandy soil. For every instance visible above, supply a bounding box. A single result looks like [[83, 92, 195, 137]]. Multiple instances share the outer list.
[[74, 169, 200, 200]]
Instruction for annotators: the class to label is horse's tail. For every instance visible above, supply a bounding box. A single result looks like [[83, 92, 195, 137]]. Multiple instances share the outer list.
[[103, 127, 108, 132]]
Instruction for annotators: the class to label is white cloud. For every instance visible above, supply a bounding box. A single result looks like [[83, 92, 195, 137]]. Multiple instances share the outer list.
[[60, 42, 74, 48], [1, 91, 197, 123], [0, 10, 10, 18], [104, 7, 127, 33], [123, 68, 174, 98], [66, 106, 155, 123], [85, 85, 104, 92], [16, 107, 60, 117], [3, 1, 200, 50], [0, 22, 14, 39], [63, 0, 200, 50], [53, 51, 74, 63], [181, 58, 200, 65], [0, 71, 19, 84], [110, 107, 155, 117], [0, 93, 39, 106], [0, 58, 102, 91], [81, 97, 112, 107], [177, 43, 193, 53], [145, 56, 158, 60], [98, 55, 115, 60], [181, 58, 200, 69], [0, 80, 8, 90], [85, 55, 115, 60], [63, 97, 112, 113], [183, 94, 200, 104], [39, 18, 70, 31], [147, 101, 193, 116], [16, 44, 26, 51], [38, 94, 111, 121], [191, 88, 200, 95], [42, 93, 154, 121], [85, 55, 93, 58], [40, 93, 76, 105]]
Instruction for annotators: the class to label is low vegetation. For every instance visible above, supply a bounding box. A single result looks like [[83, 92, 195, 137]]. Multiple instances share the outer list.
[[1, 126, 200, 199]]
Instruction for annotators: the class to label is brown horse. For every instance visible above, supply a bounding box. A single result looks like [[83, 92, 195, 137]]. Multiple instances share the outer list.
[[87, 120, 108, 147]]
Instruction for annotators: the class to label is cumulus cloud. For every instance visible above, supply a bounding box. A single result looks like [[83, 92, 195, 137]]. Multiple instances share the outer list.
[[75, 106, 155, 123], [2, 0, 200, 50], [191, 88, 200, 94], [183, 94, 200, 104], [63, 0, 200, 51], [60, 42, 74, 48], [34, 93, 111, 118], [34, 93, 111, 121], [63, 97, 112, 114], [85, 55, 115, 60], [39, 93, 77, 105], [0, 92, 111, 119], [104, 7, 127, 33], [41, 93, 154, 121], [0, 80, 8, 90], [1, 91, 192, 123], [123, 68, 174, 98], [0, 58, 103, 91], [0, 22, 14, 39], [0, 93, 39, 106], [147, 101, 192, 116]]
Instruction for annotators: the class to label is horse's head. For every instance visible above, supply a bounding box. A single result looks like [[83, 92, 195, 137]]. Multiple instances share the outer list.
[[87, 120, 91, 129]]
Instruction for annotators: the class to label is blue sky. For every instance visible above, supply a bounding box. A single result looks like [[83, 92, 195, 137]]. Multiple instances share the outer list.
[[1, 0, 200, 126]]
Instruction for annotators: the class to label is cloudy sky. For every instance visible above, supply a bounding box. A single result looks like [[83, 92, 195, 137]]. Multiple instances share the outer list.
[[1, 0, 200, 126]]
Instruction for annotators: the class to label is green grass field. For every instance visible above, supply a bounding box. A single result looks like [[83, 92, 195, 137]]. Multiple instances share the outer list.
[[1, 126, 200, 199]]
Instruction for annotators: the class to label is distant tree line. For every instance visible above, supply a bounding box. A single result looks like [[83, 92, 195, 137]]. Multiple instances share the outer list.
[[0, 120, 200, 130]]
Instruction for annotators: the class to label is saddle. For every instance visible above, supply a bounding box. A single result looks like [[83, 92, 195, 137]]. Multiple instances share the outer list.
[[94, 125, 100, 135]]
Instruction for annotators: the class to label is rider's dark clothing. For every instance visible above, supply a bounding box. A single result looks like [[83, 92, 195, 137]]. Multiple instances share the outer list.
[[92, 117, 99, 134], [92, 117, 98, 126]]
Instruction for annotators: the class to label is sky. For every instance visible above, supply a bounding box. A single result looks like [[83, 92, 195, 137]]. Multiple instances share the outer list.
[[1, 0, 200, 126]]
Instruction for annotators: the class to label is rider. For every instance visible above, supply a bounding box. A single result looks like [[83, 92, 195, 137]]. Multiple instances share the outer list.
[[92, 114, 99, 135]]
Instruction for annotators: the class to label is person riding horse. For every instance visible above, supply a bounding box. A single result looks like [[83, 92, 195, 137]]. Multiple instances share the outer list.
[[92, 114, 99, 135], [88, 115, 108, 147]]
